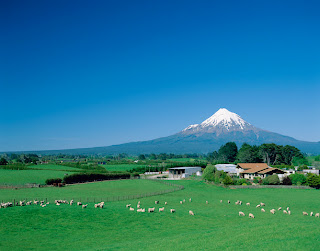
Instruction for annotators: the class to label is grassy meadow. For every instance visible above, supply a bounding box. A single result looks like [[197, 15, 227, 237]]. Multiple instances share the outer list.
[[0, 179, 319, 250], [102, 163, 146, 171]]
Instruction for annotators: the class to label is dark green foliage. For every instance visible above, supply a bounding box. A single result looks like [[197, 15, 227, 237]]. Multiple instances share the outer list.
[[63, 172, 131, 184], [253, 177, 261, 184], [138, 154, 146, 160], [292, 156, 309, 166], [282, 176, 292, 185], [306, 173, 320, 189], [0, 163, 29, 170], [45, 178, 62, 185], [237, 143, 262, 163], [289, 173, 307, 185], [202, 164, 217, 181], [223, 175, 233, 185], [218, 142, 238, 162], [262, 174, 280, 185], [0, 157, 8, 165]]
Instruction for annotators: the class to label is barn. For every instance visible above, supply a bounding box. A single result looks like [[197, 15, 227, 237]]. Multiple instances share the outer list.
[[168, 167, 202, 179]]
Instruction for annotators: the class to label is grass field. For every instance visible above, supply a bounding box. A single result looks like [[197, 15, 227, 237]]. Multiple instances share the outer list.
[[28, 164, 81, 171], [0, 169, 69, 185], [102, 164, 146, 171], [0, 179, 319, 250]]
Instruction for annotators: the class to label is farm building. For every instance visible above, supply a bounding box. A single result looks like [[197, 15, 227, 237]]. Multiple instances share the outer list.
[[303, 169, 320, 175], [236, 163, 285, 180], [168, 167, 202, 179], [215, 164, 239, 176]]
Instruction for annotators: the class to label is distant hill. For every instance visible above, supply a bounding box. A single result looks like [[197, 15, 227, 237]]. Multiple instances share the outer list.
[[6, 108, 320, 155]]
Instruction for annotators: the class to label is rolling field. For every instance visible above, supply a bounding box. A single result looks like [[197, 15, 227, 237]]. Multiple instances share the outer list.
[[102, 164, 146, 171], [28, 164, 81, 171], [0, 179, 319, 250], [0, 169, 68, 185]]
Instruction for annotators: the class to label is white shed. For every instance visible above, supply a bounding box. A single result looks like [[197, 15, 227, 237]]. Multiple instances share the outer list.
[[168, 167, 202, 179]]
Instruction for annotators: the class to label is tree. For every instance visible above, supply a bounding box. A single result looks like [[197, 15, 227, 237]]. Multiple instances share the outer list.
[[289, 173, 307, 185], [306, 173, 320, 189], [237, 143, 262, 163], [262, 174, 280, 185], [0, 157, 8, 165], [259, 144, 282, 165], [202, 164, 217, 181], [281, 145, 304, 165], [282, 176, 292, 185], [223, 175, 233, 185], [218, 142, 238, 162], [138, 154, 146, 160]]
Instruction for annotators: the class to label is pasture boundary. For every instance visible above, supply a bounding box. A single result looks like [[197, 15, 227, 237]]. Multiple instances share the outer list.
[[1, 179, 184, 205], [229, 185, 315, 189]]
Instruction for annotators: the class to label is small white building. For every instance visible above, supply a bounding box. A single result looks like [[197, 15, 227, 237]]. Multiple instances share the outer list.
[[215, 164, 239, 176], [168, 167, 202, 179], [284, 169, 296, 175], [303, 169, 320, 175]]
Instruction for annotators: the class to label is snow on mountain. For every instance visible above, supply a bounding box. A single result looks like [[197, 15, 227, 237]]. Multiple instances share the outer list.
[[182, 108, 253, 134]]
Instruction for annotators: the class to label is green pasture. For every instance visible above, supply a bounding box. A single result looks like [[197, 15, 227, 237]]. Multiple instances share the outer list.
[[28, 164, 81, 171], [0, 179, 169, 202], [0, 179, 319, 250], [167, 158, 196, 162], [0, 169, 68, 185], [102, 164, 146, 171]]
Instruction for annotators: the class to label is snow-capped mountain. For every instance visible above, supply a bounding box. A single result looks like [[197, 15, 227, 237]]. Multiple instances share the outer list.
[[182, 108, 255, 135]]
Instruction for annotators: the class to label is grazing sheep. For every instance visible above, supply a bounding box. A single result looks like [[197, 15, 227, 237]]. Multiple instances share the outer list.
[[260, 203, 265, 207], [239, 201, 242, 205], [137, 208, 145, 212], [41, 204, 46, 208], [180, 201, 183, 204], [56, 203, 60, 206], [206, 201, 208, 204], [183, 199, 186, 203], [278, 207, 282, 211], [246, 203, 250, 206], [148, 207, 155, 213], [82, 204, 88, 209], [189, 198, 192, 202], [228, 200, 230, 204], [235, 201, 240, 205], [220, 200, 222, 203], [270, 209, 276, 214], [288, 210, 291, 215], [137, 204, 141, 209], [126, 204, 131, 208], [170, 209, 175, 213], [315, 213, 319, 218], [310, 212, 314, 217], [261, 208, 265, 212], [256, 204, 261, 208], [155, 201, 159, 204], [283, 210, 288, 214], [189, 210, 194, 216], [129, 207, 135, 211], [286, 207, 290, 211], [302, 212, 308, 216], [249, 213, 255, 218], [239, 211, 245, 216], [159, 207, 165, 212], [165, 202, 168, 205], [77, 202, 82, 206]]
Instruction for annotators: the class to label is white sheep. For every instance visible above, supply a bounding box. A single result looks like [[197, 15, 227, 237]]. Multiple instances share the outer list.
[[189, 210, 194, 216], [228, 200, 230, 204], [129, 207, 135, 211], [155, 201, 159, 204], [270, 209, 276, 214], [288, 210, 291, 215], [239, 211, 245, 216], [283, 210, 288, 214], [126, 204, 131, 208], [165, 202, 168, 205], [261, 208, 265, 212], [206, 201, 208, 204], [278, 207, 282, 211], [256, 204, 261, 208], [180, 201, 183, 204], [260, 203, 265, 206], [249, 213, 255, 218], [148, 207, 155, 213], [189, 198, 192, 202], [77, 202, 82, 206], [82, 204, 88, 208], [315, 213, 319, 218], [159, 207, 165, 212], [220, 200, 222, 203], [246, 202, 250, 206], [310, 212, 314, 216], [302, 211, 308, 216], [170, 209, 175, 213]]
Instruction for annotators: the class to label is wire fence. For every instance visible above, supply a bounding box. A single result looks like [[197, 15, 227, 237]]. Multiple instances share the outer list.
[[0, 179, 184, 205]]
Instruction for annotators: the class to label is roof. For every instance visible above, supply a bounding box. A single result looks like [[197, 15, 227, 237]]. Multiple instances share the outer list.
[[237, 163, 269, 170], [168, 166, 201, 170]]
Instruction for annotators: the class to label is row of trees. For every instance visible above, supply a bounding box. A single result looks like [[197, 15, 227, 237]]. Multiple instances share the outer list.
[[207, 142, 307, 166]]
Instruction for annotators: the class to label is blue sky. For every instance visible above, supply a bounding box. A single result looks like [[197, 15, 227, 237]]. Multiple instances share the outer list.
[[1, 0, 319, 152]]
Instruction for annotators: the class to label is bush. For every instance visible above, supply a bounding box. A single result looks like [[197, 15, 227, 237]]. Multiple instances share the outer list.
[[202, 164, 217, 181], [223, 175, 233, 185], [289, 173, 307, 185], [62, 172, 130, 184], [253, 177, 261, 184], [306, 174, 320, 189], [262, 174, 280, 185], [45, 178, 62, 185], [282, 176, 292, 185]]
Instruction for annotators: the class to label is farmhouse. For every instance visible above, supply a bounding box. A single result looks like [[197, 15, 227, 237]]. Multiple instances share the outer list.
[[168, 166, 202, 179], [237, 163, 285, 180]]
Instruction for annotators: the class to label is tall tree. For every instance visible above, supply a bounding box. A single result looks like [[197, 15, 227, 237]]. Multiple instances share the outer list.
[[237, 143, 262, 163], [218, 142, 238, 162]]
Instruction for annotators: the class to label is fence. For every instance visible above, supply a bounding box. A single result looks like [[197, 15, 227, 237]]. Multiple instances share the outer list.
[[0, 183, 41, 189], [0, 179, 184, 205], [229, 185, 314, 189]]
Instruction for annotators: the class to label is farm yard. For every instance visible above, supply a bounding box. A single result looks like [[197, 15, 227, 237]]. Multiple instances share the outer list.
[[0, 179, 319, 250]]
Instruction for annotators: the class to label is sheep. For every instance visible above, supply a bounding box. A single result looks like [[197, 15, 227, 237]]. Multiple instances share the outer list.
[[129, 207, 135, 211], [283, 210, 288, 214], [82, 204, 88, 209], [137, 204, 141, 209], [288, 210, 291, 215], [239, 211, 245, 216], [278, 207, 282, 211], [165, 202, 168, 205], [220, 200, 222, 203], [126, 204, 131, 208], [302, 211, 308, 216], [239, 201, 242, 205], [189, 210, 194, 216], [235, 201, 240, 205], [189, 198, 192, 202], [249, 213, 255, 218], [286, 207, 290, 211], [77, 202, 82, 206], [260, 203, 265, 207], [33, 200, 39, 205], [315, 213, 319, 218], [170, 209, 175, 213], [180, 201, 183, 204], [261, 208, 265, 212], [256, 204, 261, 208], [159, 207, 165, 212], [270, 209, 276, 214], [137, 208, 145, 212], [310, 212, 314, 217], [41, 204, 46, 208], [148, 207, 155, 213], [183, 199, 186, 203], [155, 201, 159, 204], [56, 203, 60, 206], [228, 200, 230, 204], [206, 201, 208, 204], [246, 203, 250, 206]]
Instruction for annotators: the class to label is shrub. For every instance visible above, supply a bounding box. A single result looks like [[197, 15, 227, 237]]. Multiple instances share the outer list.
[[253, 177, 261, 184], [45, 178, 62, 185], [262, 174, 280, 185], [289, 173, 307, 185], [62, 172, 130, 184], [282, 176, 292, 185], [223, 175, 233, 185], [306, 174, 320, 189], [202, 164, 217, 181]]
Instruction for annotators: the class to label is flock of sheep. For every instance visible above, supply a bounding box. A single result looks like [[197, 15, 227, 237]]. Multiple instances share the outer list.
[[125, 198, 194, 215], [218, 200, 320, 219]]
